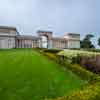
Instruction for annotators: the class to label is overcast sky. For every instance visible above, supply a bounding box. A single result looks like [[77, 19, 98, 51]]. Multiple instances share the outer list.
[[0, 0, 99, 46]]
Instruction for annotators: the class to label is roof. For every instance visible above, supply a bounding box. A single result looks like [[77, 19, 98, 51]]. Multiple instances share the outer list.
[[52, 37, 67, 40], [67, 33, 80, 36], [16, 35, 40, 40], [0, 26, 16, 30], [37, 30, 53, 34], [0, 26, 19, 35]]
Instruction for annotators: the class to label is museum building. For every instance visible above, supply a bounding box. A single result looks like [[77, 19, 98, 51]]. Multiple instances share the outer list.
[[0, 26, 80, 49]]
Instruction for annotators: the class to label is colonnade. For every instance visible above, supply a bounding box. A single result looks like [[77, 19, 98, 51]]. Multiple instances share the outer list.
[[52, 39, 68, 49], [15, 38, 68, 49], [16, 39, 39, 48]]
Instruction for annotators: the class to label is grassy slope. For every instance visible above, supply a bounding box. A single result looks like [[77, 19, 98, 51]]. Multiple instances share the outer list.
[[0, 49, 86, 100]]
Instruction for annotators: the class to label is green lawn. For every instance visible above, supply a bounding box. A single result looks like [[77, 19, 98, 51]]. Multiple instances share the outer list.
[[0, 49, 86, 100]]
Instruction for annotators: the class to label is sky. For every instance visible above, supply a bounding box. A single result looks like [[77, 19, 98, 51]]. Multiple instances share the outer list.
[[0, 0, 100, 47]]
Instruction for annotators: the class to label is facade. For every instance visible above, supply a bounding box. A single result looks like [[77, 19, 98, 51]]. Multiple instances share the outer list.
[[0, 26, 80, 49]]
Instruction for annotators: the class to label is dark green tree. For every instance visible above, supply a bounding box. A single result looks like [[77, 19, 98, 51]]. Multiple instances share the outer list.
[[98, 38, 100, 47], [81, 34, 95, 48]]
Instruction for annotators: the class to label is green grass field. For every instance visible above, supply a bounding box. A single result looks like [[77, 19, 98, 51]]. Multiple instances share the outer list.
[[0, 49, 86, 100]]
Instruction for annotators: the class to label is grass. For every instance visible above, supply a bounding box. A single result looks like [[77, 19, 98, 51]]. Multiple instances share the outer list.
[[0, 49, 86, 100]]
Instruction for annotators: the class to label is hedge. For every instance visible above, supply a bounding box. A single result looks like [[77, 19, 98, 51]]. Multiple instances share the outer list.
[[50, 81, 100, 100], [58, 50, 100, 75], [42, 49, 62, 54], [43, 52, 98, 81], [39, 50, 100, 100], [70, 48, 100, 53]]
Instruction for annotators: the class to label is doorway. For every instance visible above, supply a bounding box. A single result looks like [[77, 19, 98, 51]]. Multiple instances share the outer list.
[[41, 36, 48, 48]]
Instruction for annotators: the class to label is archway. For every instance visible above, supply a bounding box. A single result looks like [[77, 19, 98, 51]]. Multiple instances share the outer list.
[[41, 35, 48, 48], [37, 30, 53, 48]]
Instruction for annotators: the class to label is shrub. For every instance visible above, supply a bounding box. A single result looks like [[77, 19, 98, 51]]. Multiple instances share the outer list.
[[67, 64, 98, 81], [39, 49, 100, 100], [58, 50, 100, 75], [43, 53, 59, 63], [42, 52, 100, 100], [43, 49, 62, 54], [82, 48, 100, 53], [42, 51, 98, 81], [51, 82, 100, 100]]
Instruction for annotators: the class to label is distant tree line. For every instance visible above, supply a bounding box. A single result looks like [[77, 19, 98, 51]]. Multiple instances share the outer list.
[[80, 34, 100, 49]]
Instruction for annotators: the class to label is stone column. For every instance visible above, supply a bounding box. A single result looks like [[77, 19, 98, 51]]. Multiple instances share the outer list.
[[20, 40, 22, 48], [22, 40, 23, 48], [24, 40, 25, 48], [23, 40, 25, 48], [31, 40, 32, 48], [49, 40, 52, 49], [68, 40, 70, 49], [33, 40, 34, 48], [16, 39, 18, 48], [39, 39, 42, 48], [19, 40, 20, 48], [58, 40, 59, 49], [21, 40, 22, 48]]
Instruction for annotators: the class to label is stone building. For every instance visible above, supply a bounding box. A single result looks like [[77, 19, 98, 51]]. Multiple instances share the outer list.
[[0, 26, 80, 49]]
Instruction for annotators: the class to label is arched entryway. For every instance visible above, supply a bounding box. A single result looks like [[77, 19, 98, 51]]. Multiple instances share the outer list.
[[41, 35, 48, 48], [37, 30, 53, 48]]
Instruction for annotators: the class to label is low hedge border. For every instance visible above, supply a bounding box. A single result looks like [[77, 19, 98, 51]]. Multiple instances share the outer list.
[[34, 48, 100, 100], [43, 52, 99, 81], [42, 51, 100, 100], [50, 82, 100, 100], [58, 50, 100, 75]]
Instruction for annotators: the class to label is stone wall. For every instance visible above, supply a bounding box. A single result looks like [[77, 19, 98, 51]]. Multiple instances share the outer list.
[[0, 36, 15, 49]]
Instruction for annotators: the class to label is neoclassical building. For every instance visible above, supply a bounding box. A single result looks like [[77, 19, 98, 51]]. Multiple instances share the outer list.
[[0, 26, 80, 49]]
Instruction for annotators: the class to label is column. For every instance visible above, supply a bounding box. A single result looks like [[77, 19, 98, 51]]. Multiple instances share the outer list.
[[16, 39, 18, 48], [20, 40, 22, 48]]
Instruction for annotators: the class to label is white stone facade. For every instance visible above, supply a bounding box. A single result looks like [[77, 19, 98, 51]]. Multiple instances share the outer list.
[[0, 26, 80, 49], [0, 27, 16, 49]]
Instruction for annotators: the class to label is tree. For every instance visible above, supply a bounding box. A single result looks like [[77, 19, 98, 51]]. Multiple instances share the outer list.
[[80, 34, 95, 48], [98, 38, 100, 47]]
